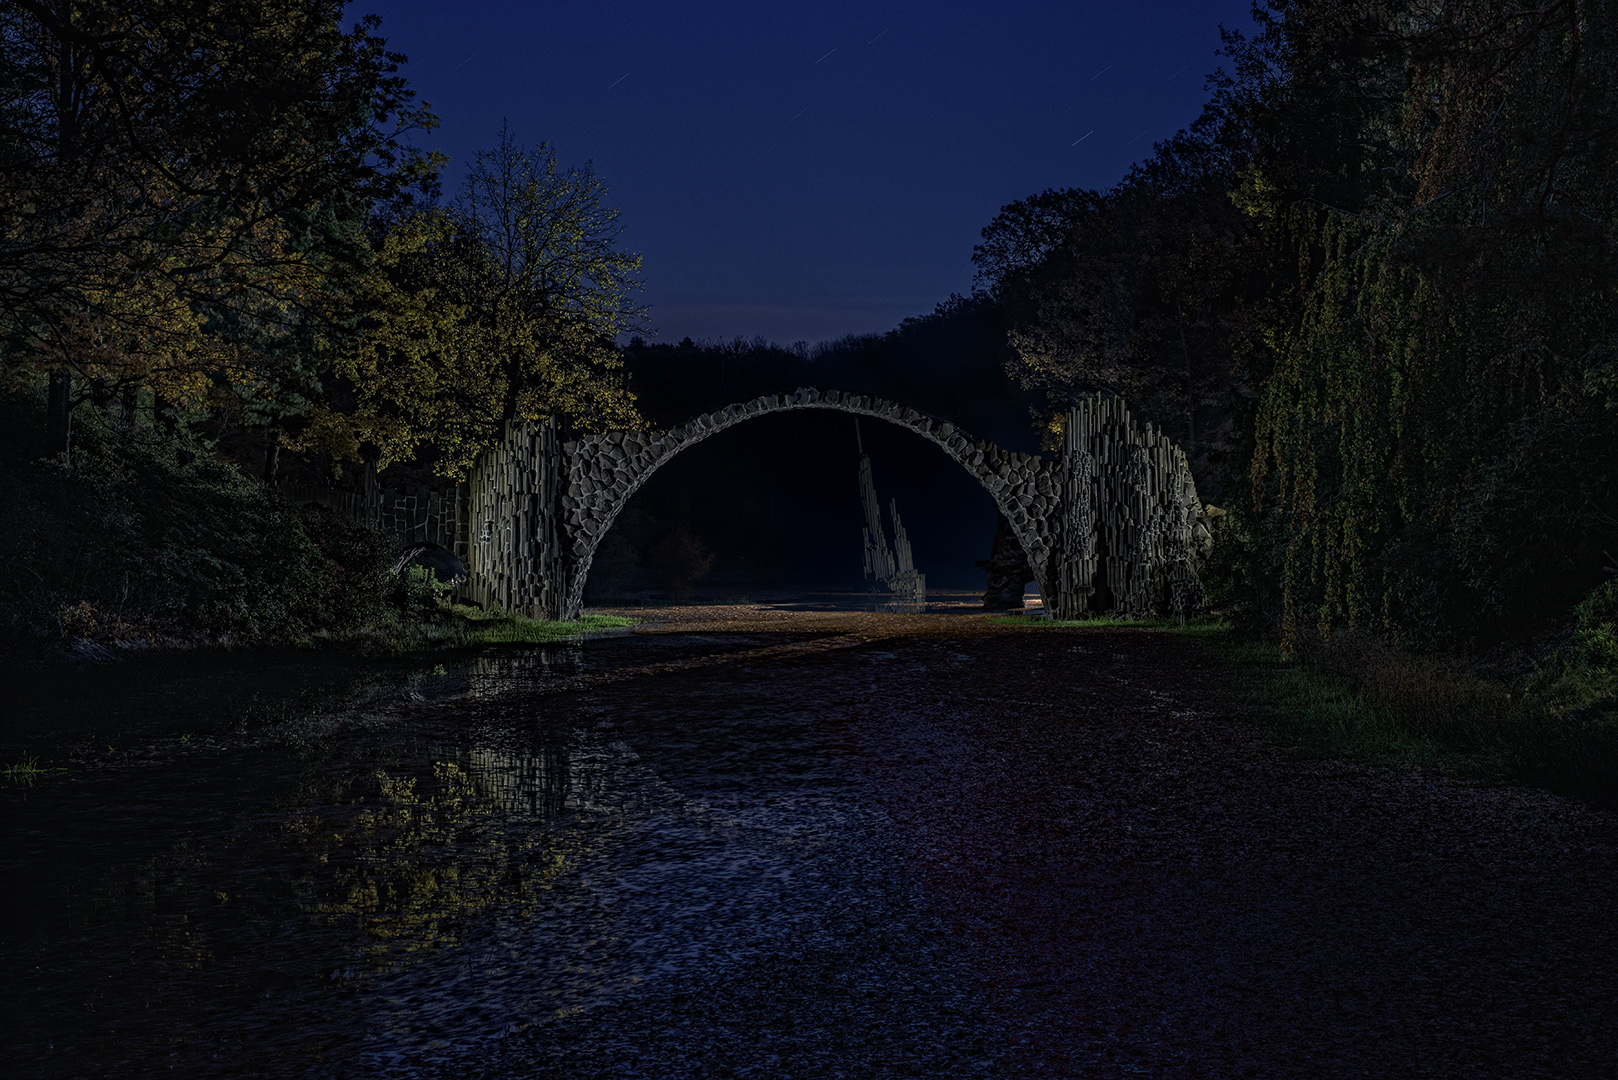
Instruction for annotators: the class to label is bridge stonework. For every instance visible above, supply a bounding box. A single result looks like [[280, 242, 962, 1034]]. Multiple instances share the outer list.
[[461, 388, 1209, 622]]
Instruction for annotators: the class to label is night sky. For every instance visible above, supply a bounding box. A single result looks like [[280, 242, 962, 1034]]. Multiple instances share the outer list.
[[343, 2, 1257, 591], [350, 1, 1255, 345]]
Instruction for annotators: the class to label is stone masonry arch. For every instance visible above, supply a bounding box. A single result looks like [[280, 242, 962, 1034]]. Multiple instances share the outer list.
[[461, 388, 1208, 623], [561, 387, 1060, 619]]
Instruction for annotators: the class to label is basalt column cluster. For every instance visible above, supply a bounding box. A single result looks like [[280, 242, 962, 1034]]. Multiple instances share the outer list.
[[1053, 394, 1210, 620], [461, 418, 568, 618], [459, 388, 1208, 622], [856, 421, 926, 603]]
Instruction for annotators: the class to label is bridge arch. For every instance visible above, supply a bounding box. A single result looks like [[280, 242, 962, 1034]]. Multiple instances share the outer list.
[[557, 388, 1059, 619], [461, 388, 1207, 623]]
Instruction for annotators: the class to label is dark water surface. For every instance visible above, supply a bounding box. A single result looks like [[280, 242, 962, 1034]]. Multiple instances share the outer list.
[[10, 620, 1618, 1078], [1, 634, 992, 1078]]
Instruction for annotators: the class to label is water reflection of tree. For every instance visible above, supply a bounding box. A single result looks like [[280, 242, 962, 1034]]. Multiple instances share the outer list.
[[296, 747, 603, 961]]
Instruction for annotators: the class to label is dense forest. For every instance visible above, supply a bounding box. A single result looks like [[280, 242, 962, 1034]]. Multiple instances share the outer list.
[[3, 0, 1616, 734], [977, 0, 1618, 662]]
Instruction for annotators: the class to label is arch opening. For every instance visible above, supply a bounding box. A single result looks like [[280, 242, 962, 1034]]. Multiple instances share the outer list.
[[562, 393, 1056, 618], [580, 407, 1010, 607]]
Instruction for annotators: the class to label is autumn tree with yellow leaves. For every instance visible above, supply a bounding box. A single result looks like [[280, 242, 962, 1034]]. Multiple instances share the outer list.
[[317, 131, 646, 479], [0, 0, 439, 454]]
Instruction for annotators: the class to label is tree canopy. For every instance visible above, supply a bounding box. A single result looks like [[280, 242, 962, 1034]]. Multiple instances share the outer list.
[[317, 132, 645, 479], [975, 0, 1618, 649], [0, 0, 438, 425]]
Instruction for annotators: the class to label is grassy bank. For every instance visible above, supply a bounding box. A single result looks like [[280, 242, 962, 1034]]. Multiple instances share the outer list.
[[996, 612, 1618, 805], [408, 606, 635, 648]]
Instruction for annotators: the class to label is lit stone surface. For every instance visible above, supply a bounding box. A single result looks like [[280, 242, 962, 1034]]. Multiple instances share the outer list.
[[461, 389, 1207, 621]]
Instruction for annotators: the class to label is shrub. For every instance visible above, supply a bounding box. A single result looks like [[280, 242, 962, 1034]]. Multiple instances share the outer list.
[[1528, 579, 1618, 718], [1298, 630, 1521, 753], [393, 565, 452, 620], [0, 403, 397, 646]]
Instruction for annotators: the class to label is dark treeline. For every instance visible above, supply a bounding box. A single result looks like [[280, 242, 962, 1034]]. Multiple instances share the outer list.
[[623, 294, 1043, 453]]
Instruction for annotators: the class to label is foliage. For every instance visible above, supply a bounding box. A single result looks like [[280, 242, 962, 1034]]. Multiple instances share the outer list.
[[393, 565, 451, 621], [0, 399, 399, 645], [974, 122, 1253, 481], [0, 0, 438, 424], [1229, 0, 1618, 649], [2, 757, 62, 786], [1528, 578, 1618, 717], [977, 0, 1618, 653], [319, 132, 644, 478]]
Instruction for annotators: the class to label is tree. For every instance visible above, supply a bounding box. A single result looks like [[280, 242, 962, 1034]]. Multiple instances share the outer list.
[[323, 132, 644, 478], [974, 119, 1254, 487], [1225, 0, 1618, 646], [0, 0, 439, 452], [976, 0, 1618, 648]]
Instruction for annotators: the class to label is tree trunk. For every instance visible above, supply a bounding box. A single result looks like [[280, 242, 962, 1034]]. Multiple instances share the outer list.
[[263, 429, 281, 485], [120, 381, 140, 431], [45, 368, 72, 458], [152, 391, 179, 437]]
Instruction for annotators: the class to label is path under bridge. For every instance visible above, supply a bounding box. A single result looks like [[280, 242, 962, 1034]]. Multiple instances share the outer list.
[[459, 388, 1211, 621]]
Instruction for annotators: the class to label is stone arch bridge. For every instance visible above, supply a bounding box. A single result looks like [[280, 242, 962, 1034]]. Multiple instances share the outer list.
[[460, 387, 1209, 622]]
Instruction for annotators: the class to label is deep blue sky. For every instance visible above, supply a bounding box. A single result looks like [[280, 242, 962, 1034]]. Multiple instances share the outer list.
[[351, 1, 1255, 345]]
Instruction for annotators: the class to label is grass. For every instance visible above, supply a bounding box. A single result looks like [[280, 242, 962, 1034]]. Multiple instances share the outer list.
[[1001, 613, 1618, 803], [1199, 634, 1467, 768], [429, 605, 636, 647], [3, 758, 64, 786], [300, 604, 637, 653]]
